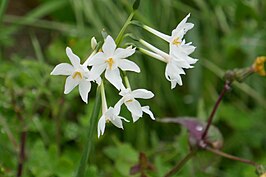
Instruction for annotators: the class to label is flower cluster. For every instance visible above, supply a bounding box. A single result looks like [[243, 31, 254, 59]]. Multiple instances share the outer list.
[[50, 14, 197, 137], [51, 35, 155, 137], [139, 13, 198, 89]]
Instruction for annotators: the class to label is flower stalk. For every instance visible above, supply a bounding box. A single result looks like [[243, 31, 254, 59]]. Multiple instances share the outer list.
[[201, 80, 232, 140], [115, 11, 135, 46], [75, 88, 101, 177], [164, 150, 197, 177], [122, 71, 131, 90], [206, 146, 258, 167]]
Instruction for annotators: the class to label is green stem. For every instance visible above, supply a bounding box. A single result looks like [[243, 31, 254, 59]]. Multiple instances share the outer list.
[[115, 11, 135, 46], [75, 88, 101, 177], [115, 11, 136, 90], [123, 71, 131, 90], [164, 150, 197, 177]]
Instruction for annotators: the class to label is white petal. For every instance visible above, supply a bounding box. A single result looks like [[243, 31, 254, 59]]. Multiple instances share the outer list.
[[170, 80, 178, 89], [185, 57, 198, 65], [114, 99, 123, 115], [102, 35, 116, 56], [64, 76, 79, 94], [87, 52, 105, 66], [110, 117, 124, 129], [182, 44, 196, 55], [132, 114, 140, 122], [119, 88, 131, 97], [97, 115, 106, 138], [165, 63, 183, 89], [95, 77, 102, 86], [171, 56, 191, 69], [144, 25, 171, 42], [79, 80, 91, 103], [171, 50, 196, 68], [105, 68, 123, 90], [171, 14, 194, 41], [50, 63, 74, 75], [172, 14, 193, 35], [125, 99, 143, 117], [66, 47, 80, 68], [114, 46, 135, 59], [118, 59, 140, 73], [142, 106, 155, 120], [132, 89, 154, 99], [90, 64, 106, 80], [119, 116, 130, 122]]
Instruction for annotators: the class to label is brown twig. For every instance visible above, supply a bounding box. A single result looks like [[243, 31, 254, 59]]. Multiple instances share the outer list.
[[17, 129, 27, 177], [201, 81, 232, 140], [206, 146, 258, 167], [10, 90, 27, 177]]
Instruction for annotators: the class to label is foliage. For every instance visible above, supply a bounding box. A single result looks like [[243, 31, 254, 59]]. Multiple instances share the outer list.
[[0, 0, 266, 176]]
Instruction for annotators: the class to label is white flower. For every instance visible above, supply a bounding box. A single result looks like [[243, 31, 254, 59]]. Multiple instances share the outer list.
[[51, 47, 94, 103], [140, 39, 193, 89], [88, 35, 140, 90], [143, 14, 198, 82], [97, 102, 129, 138], [143, 13, 194, 53], [118, 88, 155, 122]]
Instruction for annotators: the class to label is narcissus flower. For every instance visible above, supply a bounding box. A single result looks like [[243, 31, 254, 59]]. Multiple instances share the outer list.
[[51, 47, 94, 103], [88, 35, 140, 90], [117, 88, 155, 122], [140, 39, 197, 88], [97, 92, 129, 137], [140, 14, 198, 88], [97, 106, 129, 137], [143, 13, 194, 54]]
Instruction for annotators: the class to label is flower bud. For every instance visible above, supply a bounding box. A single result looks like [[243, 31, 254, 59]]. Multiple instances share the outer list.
[[91, 37, 97, 50], [252, 56, 266, 76]]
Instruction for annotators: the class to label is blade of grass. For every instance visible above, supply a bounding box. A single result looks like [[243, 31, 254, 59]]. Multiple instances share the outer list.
[[3, 15, 92, 36], [82, 0, 104, 31], [0, 0, 8, 24], [1, 0, 68, 39], [30, 32, 44, 62], [70, 0, 85, 33]]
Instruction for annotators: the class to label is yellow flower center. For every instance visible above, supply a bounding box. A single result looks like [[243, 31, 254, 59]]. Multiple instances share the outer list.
[[253, 56, 266, 76], [106, 58, 115, 69], [72, 71, 83, 79], [172, 37, 181, 46]]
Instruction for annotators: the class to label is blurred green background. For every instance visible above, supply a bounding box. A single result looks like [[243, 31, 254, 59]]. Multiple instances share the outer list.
[[0, 0, 266, 176]]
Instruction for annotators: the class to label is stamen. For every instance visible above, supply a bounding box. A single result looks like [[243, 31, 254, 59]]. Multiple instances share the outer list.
[[172, 38, 181, 46], [126, 99, 134, 103], [72, 71, 83, 79], [106, 117, 111, 123], [106, 58, 115, 69]]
